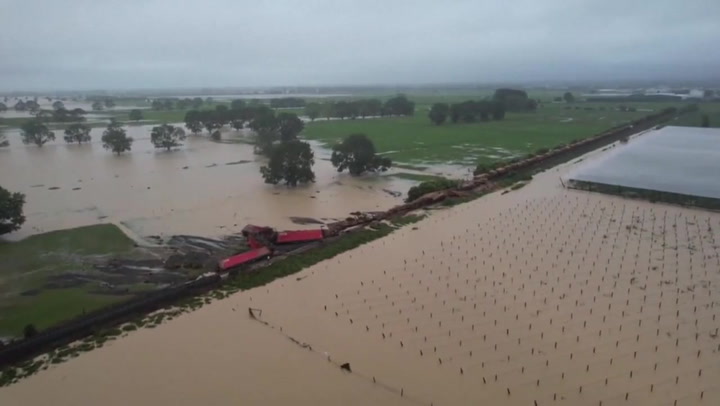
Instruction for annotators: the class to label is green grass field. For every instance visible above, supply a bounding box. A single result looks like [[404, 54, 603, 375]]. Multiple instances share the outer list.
[[302, 102, 680, 165], [673, 103, 720, 128], [0, 224, 136, 337]]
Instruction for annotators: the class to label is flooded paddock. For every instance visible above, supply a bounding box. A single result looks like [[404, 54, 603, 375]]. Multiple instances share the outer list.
[[0, 124, 412, 240], [2, 150, 718, 406]]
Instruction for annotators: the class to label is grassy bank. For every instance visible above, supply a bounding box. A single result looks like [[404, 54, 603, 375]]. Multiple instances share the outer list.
[[0, 224, 136, 337]]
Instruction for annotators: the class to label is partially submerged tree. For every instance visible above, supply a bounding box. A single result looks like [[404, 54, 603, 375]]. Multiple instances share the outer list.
[[52, 100, 65, 111], [151, 123, 186, 151], [101, 120, 133, 155], [201, 111, 224, 135], [184, 110, 204, 135], [0, 186, 26, 235], [129, 109, 143, 122], [277, 112, 304, 142], [563, 92, 575, 103], [250, 112, 280, 155], [331, 134, 392, 176], [91, 101, 104, 111], [260, 140, 315, 186], [63, 123, 92, 144], [21, 120, 55, 147], [428, 103, 449, 125], [0, 102, 7, 112]]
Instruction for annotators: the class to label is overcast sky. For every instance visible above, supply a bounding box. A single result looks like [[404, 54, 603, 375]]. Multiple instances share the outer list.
[[1, 0, 718, 91]]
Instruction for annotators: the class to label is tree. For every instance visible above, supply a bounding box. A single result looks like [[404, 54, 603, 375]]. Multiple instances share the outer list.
[[104, 98, 116, 108], [563, 92, 575, 103], [230, 99, 246, 110], [493, 88, 533, 112], [260, 140, 315, 186], [384, 95, 415, 116], [184, 110, 204, 135], [700, 114, 710, 127], [231, 118, 244, 131], [449, 103, 461, 123], [91, 101, 104, 111], [35, 110, 53, 122], [21, 120, 55, 147], [14, 100, 27, 111], [101, 120, 133, 155], [191, 97, 203, 109], [0, 102, 6, 112], [0, 132, 8, 147], [151, 100, 164, 110], [52, 100, 65, 111], [23, 324, 38, 339], [26, 100, 40, 113], [331, 134, 392, 176], [0, 186, 25, 235], [63, 123, 92, 144], [71, 108, 87, 119], [201, 110, 224, 135], [491, 101, 506, 120], [151, 123, 186, 151], [358, 99, 382, 118], [305, 102, 321, 121], [129, 109, 143, 122], [428, 103, 449, 125], [277, 112, 304, 142]]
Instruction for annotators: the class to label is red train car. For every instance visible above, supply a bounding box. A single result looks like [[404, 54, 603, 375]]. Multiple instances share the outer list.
[[218, 247, 272, 272], [276, 229, 325, 244]]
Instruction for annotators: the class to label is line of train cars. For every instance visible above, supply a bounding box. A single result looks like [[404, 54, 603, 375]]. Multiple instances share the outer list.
[[216, 225, 327, 273]]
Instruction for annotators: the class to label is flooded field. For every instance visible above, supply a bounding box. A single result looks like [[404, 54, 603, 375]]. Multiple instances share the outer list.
[[0, 124, 412, 241], [2, 149, 718, 405]]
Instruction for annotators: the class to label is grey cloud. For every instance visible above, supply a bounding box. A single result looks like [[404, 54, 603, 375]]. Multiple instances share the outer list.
[[1, 0, 718, 90]]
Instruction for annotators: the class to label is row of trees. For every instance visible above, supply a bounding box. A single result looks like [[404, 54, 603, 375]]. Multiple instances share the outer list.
[[304, 95, 415, 121], [428, 100, 507, 125], [16, 118, 186, 154], [9, 100, 40, 112]]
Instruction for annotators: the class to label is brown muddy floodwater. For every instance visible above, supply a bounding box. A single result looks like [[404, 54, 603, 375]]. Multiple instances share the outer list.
[[1, 152, 718, 405], [0, 124, 412, 240]]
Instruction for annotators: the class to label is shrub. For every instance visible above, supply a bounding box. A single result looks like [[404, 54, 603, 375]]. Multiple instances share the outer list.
[[406, 178, 458, 202], [23, 324, 38, 339]]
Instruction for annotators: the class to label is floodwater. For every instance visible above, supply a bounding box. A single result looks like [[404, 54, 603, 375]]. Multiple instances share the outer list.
[[0, 124, 412, 240], [2, 146, 718, 405]]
